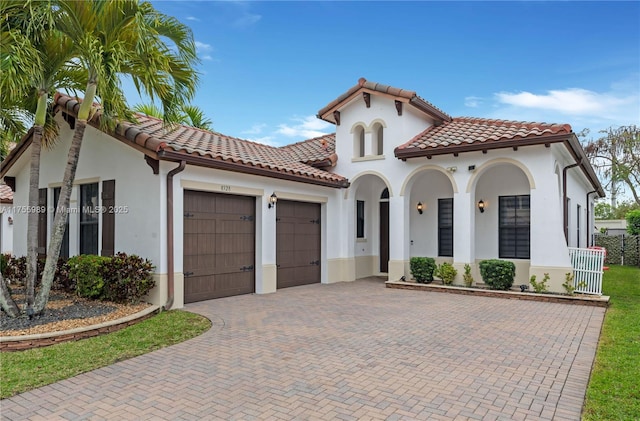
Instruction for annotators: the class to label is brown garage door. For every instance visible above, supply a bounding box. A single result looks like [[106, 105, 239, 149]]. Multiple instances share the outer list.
[[183, 191, 255, 303], [276, 200, 321, 289]]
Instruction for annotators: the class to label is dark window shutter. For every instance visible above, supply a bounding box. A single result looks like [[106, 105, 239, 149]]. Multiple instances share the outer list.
[[101, 180, 115, 256], [37, 188, 47, 257], [438, 198, 454, 257]]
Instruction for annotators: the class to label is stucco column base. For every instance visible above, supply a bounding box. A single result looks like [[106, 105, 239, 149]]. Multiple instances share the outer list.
[[258, 264, 277, 294], [147, 273, 185, 309], [529, 266, 575, 294], [327, 258, 355, 283], [388, 260, 408, 282]]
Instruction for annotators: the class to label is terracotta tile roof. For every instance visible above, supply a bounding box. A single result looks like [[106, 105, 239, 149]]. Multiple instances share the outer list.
[[279, 133, 338, 168], [0, 183, 13, 203], [53, 94, 349, 188], [317, 78, 452, 124], [395, 117, 573, 158]]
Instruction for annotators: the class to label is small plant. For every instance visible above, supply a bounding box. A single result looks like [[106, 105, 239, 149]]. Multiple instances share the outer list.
[[435, 262, 457, 285], [410, 257, 436, 284], [69, 255, 109, 299], [530, 273, 549, 293], [479, 259, 516, 290], [626, 209, 640, 235], [102, 252, 155, 304], [563, 272, 576, 295], [463, 263, 474, 287]]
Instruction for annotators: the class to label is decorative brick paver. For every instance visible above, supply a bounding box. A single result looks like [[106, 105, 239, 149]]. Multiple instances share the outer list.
[[1, 279, 605, 420]]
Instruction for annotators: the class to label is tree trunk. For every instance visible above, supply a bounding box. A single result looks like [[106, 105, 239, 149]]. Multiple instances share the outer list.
[[25, 125, 44, 315], [34, 121, 87, 314], [0, 272, 20, 317]]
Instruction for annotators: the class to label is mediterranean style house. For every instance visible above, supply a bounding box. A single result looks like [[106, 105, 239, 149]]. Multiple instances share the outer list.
[[0, 78, 605, 307]]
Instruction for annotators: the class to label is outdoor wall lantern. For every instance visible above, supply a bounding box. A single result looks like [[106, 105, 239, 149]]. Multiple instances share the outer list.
[[416, 202, 424, 214], [7, 216, 13, 225], [478, 200, 485, 213], [268, 193, 278, 209]]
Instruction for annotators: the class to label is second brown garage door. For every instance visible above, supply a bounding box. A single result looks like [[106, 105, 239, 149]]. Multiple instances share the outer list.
[[276, 200, 321, 289], [183, 191, 255, 303]]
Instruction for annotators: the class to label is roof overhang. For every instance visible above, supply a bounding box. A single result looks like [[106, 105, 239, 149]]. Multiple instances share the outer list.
[[394, 132, 605, 197]]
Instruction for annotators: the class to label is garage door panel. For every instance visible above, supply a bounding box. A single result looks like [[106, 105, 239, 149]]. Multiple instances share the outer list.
[[276, 200, 321, 289], [184, 191, 255, 303]]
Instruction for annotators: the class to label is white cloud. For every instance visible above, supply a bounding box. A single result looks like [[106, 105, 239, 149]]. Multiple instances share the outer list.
[[186, 16, 200, 22], [194, 41, 214, 61], [494, 87, 638, 120], [195, 41, 213, 52], [234, 13, 261, 28], [464, 96, 482, 108], [242, 123, 267, 135], [276, 115, 332, 139], [246, 135, 279, 147]]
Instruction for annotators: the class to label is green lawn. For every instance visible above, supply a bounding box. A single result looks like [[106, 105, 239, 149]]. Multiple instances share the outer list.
[[583, 265, 640, 420], [0, 310, 211, 399]]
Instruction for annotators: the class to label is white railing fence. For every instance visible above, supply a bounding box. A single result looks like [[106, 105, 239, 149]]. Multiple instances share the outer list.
[[568, 247, 606, 295]]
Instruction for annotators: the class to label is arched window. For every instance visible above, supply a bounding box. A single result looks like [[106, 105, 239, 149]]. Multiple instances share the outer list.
[[380, 188, 389, 200], [353, 125, 365, 157], [373, 123, 384, 155]]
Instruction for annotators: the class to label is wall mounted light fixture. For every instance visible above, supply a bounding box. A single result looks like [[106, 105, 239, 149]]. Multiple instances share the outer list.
[[478, 200, 485, 213], [268, 193, 278, 209], [7, 216, 13, 225], [417, 202, 424, 214]]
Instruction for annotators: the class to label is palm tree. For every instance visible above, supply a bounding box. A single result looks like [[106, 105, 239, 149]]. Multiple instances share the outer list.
[[0, 0, 83, 317], [134, 103, 213, 130], [34, 0, 199, 313]]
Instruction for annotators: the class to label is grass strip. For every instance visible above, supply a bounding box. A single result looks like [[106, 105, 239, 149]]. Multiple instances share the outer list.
[[1, 310, 211, 398], [583, 265, 640, 420]]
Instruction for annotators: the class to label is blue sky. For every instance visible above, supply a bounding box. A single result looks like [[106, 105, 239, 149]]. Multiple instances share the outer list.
[[130, 1, 640, 147]]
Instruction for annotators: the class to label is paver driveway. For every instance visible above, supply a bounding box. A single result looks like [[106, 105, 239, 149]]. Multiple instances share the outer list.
[[2, 279, 605, 421]]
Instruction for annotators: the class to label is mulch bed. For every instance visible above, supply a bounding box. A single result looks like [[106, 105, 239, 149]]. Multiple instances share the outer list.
[[0, 288, 151, 337]]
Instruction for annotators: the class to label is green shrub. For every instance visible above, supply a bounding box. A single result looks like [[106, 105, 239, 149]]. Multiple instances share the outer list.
[[563, 272, 576, 295], [53, 258, 73, 292], [626, 209, 640, 235], [463, 263, 474, 287], [410, 257, 436, 283], [102, 252, 155, 304], [479, 259, 516, 290], [69, 255, 109, 299], [530, 273, 549, 293], [0, 253, 10, 276], [435, 262, 457, 285]]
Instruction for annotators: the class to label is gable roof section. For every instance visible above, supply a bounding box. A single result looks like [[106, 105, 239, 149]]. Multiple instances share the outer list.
[[278, 133, 337, 169], [317, 78, 452, 124], [395, 117, 605, 197], [0, 94, 349, 188], [396, 117, 572, 157]]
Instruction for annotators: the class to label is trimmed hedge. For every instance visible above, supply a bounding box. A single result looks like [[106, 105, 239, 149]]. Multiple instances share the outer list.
[[479, 259, 516, 290], [410, 257, 436, 283]]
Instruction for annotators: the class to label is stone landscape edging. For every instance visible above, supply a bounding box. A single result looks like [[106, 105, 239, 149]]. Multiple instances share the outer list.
[[386, 280, 610, 307], [0, 305, 160, 352]]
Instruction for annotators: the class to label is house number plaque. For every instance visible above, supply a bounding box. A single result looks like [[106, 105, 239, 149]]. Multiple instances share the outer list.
[[220, 185, 231, 192]]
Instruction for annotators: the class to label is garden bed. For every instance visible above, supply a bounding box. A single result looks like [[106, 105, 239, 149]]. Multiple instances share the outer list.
[[386, 280, 610, 307]]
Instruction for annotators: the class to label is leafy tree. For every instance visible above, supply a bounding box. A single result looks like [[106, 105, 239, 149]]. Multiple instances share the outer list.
[[134, 103, 213, 130], [627, 210, 640, 235], [583, 125, 640, 206], [0, 0, 83, 317], [595, 200, 640, 220], [33, 0, 199, 314], [594, 202, 614, 220]]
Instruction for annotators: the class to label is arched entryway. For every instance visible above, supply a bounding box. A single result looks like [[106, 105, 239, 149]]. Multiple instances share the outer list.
[[349, 173, 392, 278]]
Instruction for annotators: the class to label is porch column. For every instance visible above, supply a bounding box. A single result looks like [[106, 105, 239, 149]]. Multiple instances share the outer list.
[[453, 191, 475, 265], [258, 194, 277, 294], [388, 194, 409, 281]]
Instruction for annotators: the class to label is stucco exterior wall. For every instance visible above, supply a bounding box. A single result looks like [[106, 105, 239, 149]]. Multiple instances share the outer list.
[[10, 117, 163, 268]]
